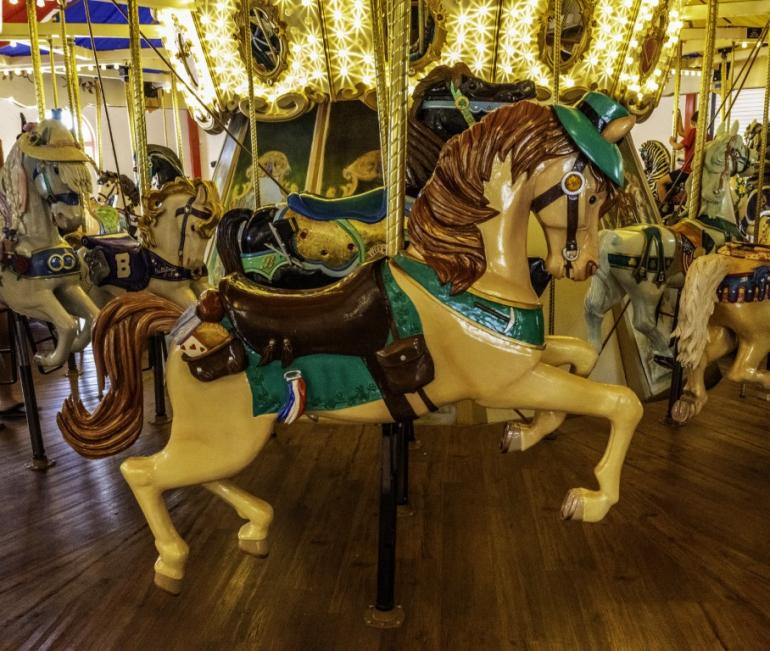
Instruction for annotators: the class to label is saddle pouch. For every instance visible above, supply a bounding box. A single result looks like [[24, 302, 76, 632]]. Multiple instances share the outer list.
[[375, 335, 434, 395], [184, 336, 247, 383]]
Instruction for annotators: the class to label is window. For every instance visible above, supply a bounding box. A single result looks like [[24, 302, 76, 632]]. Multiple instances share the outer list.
[[713, 88, 766, 134]]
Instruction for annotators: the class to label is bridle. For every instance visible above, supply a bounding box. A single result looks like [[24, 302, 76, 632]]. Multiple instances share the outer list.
[[97, 177, 118, 207], [174, 192, 212, 265], [32, 163, 81, 208], [530, 156, 589, 272]]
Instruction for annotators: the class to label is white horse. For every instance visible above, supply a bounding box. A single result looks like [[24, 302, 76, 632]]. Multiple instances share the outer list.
[[79, 177, 222, 308], [584, 121, 749, 356], [0, 119, 101, 368]]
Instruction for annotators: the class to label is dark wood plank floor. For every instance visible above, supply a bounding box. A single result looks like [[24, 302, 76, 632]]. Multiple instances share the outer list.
[[1, 355, 769, 650]]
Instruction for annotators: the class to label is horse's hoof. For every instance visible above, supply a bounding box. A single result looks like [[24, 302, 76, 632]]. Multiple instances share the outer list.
[[560, 489, 585, 521], [671, 398, 694, 424], [499, 422, 524, 453], [239, 537, 269, 557], [154, 572, 183, 595]]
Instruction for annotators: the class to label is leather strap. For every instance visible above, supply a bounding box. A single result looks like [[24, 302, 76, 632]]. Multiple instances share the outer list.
[[175, 196, 213, 263]]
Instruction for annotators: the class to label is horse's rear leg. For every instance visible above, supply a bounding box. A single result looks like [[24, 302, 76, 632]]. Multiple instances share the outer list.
[[120, 415, 275, 593], [673, 325, 734, 424], [501, 336, 598, 452], [584, 269, 624, 351], [204, 480, 273, 556], [726, 337, 770, 389]]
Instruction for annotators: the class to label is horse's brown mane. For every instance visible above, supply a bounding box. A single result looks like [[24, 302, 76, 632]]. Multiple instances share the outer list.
[[408, 101, 616, 293], [406, 63, 473, 194]]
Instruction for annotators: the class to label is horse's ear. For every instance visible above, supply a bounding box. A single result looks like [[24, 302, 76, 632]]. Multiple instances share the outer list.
[[715, 120, 725, 137], [602, 115, 636, 143], [730, 120, 739, 137]]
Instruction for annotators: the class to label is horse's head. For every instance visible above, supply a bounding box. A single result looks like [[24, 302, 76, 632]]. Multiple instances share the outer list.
[[96, 171, 119, 206], [408, 95, 631, 296], [141, 177, 222, 277], [17, 120, 93, 235]]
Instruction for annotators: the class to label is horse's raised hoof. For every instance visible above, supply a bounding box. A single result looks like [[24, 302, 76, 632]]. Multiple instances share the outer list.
[[560, 489, 585, 521], [239, 537, 269, 557], [154, 572, 183, 595], [499, 422, 524, 453], [364, 605, 405, 629]]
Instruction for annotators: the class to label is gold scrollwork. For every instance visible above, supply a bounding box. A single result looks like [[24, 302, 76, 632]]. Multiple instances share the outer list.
[[539, 0, 594, 72], [408, 0, 447, 75], [239, 0, 288, 84]]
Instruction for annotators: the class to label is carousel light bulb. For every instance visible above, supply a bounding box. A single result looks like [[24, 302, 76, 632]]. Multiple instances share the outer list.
[[36, 0, 44, 6], [10, 41, 17, 48]]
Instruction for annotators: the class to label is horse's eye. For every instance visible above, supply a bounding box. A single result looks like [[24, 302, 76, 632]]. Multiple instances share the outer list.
[[589, 196, 597, 205], [190, 224, 196, 232]]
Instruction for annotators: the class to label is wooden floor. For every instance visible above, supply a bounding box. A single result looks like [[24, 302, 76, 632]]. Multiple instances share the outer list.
[[1, 358, 770, 650]]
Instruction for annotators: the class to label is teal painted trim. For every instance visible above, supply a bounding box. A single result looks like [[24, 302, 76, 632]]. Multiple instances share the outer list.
[[696, 215, 742, 241], [241, 251, 291, 282], [381, 261, 423, 338], [394, 255, 545, 347]]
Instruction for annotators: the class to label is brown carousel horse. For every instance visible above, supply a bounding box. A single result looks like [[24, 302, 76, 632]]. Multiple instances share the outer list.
[[58, 97, 642, 594]]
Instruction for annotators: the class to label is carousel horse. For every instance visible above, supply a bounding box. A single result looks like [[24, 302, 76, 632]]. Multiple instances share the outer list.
[[0, 119, 100, 368], [220, 63, 537, 289], [59, 95, 644, 593], [79, 177, 222, 308], [584, 120, 749, 357], [148, 144, 185, 189], [95, 170, 141, 235], [737, 120, 770, 239], [639, 140, 671, 197], [670, 242, 770, 424]]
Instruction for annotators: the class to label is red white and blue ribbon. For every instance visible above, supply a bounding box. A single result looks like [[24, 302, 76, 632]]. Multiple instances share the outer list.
[[277, 369, 307, 424]]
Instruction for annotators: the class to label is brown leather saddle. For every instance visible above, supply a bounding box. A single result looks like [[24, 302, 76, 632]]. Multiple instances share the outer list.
[[218, 260, 434, 420]]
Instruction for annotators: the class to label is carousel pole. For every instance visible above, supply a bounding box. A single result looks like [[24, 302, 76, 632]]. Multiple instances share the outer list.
[[720, 52, 728, 122], [48, 39, 59, 109], [127, 0, 151, 198], [241, 0, 261, 208], [687, 0, 718, 222], [754, 47, 770, 243], [67, 40, 84, 145], [95, 80, 104, 171], [548, 0, 563, 336], [384, 0, 409, 257], [671, 42, 682, 171], [25, 0, 46, 120], [170, 75, 186, 172], [58, 2, 78, 141], [124, 68, 138, 174], [369, 0, 389, 169]]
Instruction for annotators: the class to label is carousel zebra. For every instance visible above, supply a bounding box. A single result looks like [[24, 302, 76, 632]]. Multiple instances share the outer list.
[[639, 139, 671, 195]]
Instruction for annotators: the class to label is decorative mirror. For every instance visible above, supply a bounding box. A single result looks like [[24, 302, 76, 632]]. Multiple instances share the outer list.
[[408, 0, 447, 74], [241, 1, 287, 83], [540, 0, 592, 70]]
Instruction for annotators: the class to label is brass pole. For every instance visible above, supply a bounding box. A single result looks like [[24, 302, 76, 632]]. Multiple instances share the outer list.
[[48, 38, 59, 108], [95, 80, 104, 171], [720, 52, 728, 122], [25, 0, 46, 120], [754, 49, 770, 243], [58, 4, 78, 139], [551, 0, 561, 102], [385, 0, 409, 257], [687, 0, 718, 222], [671, 41, 682, 171], [369, 0, 389, 169], [124, 68, 138, 182], [68, 39, 84, 146], [127, 0, 151, 197], [241, 0, 261, 208], [170, 74, 185, 171], [728, 44, 736, 122]]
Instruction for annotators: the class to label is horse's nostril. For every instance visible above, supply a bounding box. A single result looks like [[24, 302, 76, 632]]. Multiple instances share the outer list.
[[587, 261, 598, 276]]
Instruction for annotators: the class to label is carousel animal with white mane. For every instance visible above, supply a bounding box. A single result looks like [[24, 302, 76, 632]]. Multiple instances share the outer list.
[[584, 120, 749, 357], [0, 119, 100, 368], [79, 176, 222, 308], [59, 94, 644, 594], [671, 242, 770, 423]]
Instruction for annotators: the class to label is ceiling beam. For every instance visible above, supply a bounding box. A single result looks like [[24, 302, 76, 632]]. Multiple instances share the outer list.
[[0, 23, 163, 41], [0, 49, 169, 70], [682, 1, 770, 22], [679, 27, 753, 43]]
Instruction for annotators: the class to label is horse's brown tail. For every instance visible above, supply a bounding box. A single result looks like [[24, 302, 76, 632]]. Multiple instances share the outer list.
[[57, 293, 183, 458]]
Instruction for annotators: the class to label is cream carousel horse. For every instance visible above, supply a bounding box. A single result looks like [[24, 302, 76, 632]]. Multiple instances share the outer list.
[[59, 96, 643, 594], [0, 119, 100, 368], [584, 120, 749, 356], [670, 242, 770, 423], [79, 177, 222, 308], [93, 170, 141, 235]]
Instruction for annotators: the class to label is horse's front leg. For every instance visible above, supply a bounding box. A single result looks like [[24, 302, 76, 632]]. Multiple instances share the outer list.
[[501, 336, 598, 452], [672, 325, 734, 424], [481, 362, 642, 522], [26, 290, 79, 369], [57, 282, 101, 352]]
